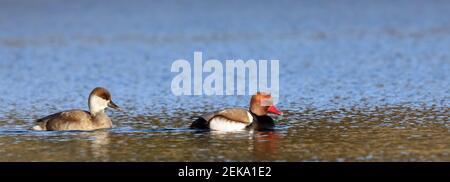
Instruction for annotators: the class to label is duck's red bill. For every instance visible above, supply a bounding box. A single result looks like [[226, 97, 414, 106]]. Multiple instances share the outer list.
[[268, 105, 283, 115]]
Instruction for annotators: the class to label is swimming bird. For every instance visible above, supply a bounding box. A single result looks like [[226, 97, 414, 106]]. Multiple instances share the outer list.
[[191, 92, 282, 131], [32, 87, 121, 131]]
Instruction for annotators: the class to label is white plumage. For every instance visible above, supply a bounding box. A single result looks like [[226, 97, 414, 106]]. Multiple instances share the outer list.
[[209, 113, 253, 131]]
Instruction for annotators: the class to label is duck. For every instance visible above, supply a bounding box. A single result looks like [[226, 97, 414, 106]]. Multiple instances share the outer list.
[[31, 87, 121, 131], [191, 92, 282, 131]]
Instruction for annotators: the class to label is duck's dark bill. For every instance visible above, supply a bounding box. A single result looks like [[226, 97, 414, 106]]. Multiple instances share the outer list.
[[108, 101, 120, 110]]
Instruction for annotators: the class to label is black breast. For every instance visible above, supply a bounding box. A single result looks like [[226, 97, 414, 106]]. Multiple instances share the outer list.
[[250, 115, 275, 131]]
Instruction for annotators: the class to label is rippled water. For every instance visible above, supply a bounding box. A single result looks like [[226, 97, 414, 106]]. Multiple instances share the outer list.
[[0, 0, 449, 161]]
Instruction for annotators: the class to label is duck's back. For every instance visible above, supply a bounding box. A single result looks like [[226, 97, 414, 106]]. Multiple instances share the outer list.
[[191, 108, 276, 131], [34, 110, 94, 131], [191, 108, 254, 131]]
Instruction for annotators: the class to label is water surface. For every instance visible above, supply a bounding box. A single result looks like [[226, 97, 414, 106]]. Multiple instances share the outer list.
[[0, 0, 449, 161]]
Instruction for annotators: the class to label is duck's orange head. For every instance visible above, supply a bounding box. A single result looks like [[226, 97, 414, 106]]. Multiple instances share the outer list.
[[250, 92, 282, 116]]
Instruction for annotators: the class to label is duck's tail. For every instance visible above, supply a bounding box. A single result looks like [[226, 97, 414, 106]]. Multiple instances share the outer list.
[[190, 117, 209, 129]]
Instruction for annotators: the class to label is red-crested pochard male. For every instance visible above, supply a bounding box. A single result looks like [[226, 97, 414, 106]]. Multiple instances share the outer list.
[[31, 87, 121, 131], [191, 92, 282, 131]]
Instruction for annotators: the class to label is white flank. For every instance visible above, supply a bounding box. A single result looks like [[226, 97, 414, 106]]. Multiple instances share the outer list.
[[31, 125, 43, 131], [209, 117, 248, 131], [247, 112, 254, 124]]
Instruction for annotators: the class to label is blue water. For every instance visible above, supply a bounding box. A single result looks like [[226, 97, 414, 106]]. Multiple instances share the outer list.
[[0, 0, 449, 161]]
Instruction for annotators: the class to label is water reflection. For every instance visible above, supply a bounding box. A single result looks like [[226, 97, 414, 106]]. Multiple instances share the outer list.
[[0, 0, 449, 162], [200, 131, 281, 161], [253, 132, 280, 161], [88, 131, 111, 161], [0, 105, 448, 161]]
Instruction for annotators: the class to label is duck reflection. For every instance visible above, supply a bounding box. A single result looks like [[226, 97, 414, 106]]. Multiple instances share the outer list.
[[206, 130, 280, 161], [253, 131, 279, 160], [83, 130, 111, 160]]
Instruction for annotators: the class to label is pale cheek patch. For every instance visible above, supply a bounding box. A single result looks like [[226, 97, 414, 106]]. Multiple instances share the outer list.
[[90, 95, 109, 113]]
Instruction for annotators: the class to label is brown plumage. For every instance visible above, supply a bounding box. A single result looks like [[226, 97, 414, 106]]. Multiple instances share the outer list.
[[191, 92, 282, 131], [201, 108, 253, 124], [90, 87, 112, 101], [32, 87, 120, 131]]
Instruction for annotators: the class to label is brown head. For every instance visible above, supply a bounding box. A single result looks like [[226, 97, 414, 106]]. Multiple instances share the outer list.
[[250, 92, 282, 116], [88, 87, 121, 114]]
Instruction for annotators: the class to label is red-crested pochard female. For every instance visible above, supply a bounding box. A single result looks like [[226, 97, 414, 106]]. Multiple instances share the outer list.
[[191, 92, 282, 131], [31, 87, 121, 131]]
